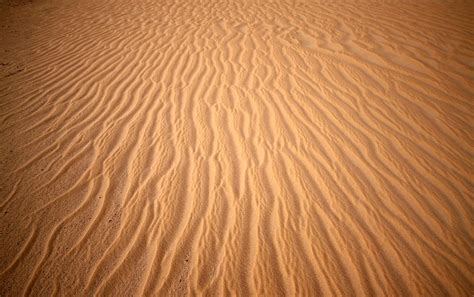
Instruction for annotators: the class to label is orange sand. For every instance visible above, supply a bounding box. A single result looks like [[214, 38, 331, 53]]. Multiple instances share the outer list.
[[0, 0, 473, 295]]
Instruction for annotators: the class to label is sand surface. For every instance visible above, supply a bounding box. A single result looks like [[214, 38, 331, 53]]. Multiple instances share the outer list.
[[1, 0, 473, 295]]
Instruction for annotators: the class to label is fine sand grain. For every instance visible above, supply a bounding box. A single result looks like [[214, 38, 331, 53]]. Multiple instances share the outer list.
[[0, 0, 473, 295]]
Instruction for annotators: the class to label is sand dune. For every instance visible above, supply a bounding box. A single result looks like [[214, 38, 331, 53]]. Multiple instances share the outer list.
[[0, 0, 473, 295]]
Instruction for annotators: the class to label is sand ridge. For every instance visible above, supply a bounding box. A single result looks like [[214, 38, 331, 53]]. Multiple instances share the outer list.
[[0, 0, 473, 295]]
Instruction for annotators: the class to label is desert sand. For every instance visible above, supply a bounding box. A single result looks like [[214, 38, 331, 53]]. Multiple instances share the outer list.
[[0, 0, 473, 295]]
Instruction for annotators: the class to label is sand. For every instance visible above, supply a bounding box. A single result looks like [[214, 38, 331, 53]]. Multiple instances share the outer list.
[[0, 0, 473, 295]]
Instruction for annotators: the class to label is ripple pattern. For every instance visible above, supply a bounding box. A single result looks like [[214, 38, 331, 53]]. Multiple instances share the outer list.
[[0, 0, 473, 295]]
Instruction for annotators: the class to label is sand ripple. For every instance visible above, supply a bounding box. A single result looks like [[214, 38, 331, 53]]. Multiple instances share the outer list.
[[0, 0, 473, 295]]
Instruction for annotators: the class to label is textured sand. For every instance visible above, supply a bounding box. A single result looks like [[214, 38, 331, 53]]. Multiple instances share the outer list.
[[1, 0, 473, 295]]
